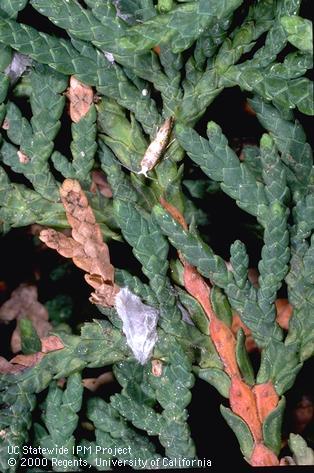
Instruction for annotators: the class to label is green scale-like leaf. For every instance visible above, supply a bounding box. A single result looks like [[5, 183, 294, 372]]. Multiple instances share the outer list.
[[52, 106, 97, 185], [0, 166, 66, 232], [218, 1, 313, 115], [236, 329, 255, 386], [152, 202, 231, 289], [31, 0, 243, 56], [223, 65, 313, 115], [100, 140, 207, 346], [19, 319, 42, 354], [70, 38, 161, 135], [37, 374, 83, 471], [281, 15, 313, 54], [288, 434, 314, 465], [286, 236, 314, 361], [0, 391, 36, 473], [175, 121, 269, 219], [263, 397, 286, 456], [257, 201, 290, 326], [256, 339, 302, 395], [31, 0, 183, 118], [0, 319, 132, 471], [250, 96, 313, 196], [0, 1, 29, 18], [220, 405, 254, 459], [111, 338, 196, 460], [1, 63, 68, 201], [194, 367, 231, 398], [82, 396, 160, 469], [0, 15, 160, 135], [153, 202, 288, 345], [177, 0, 281, 123], [230, 240, 250, 290], [97, 97, 147, 172], [42, 374, 82, 442]]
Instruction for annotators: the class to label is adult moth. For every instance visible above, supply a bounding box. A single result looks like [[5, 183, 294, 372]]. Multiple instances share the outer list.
[[115, 117, 174, 178], [139, 116, 174, 177]]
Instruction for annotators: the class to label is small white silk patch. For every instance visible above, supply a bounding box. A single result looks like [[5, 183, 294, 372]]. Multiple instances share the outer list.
[[115, 287, 159, 365]]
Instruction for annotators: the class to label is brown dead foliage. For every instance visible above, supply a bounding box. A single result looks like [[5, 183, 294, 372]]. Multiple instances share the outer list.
[[1, 118, 9, 130], [9, 352, 45, 368], [90, 170, 113, 198], [159, 197, 188, 230], [151, 359, 163, 377], [0, 284, 51, 353], [275, 298, 293, 330], [39, 179, 119, 307], [82, 372, 114, 391], [0, 356, 26, 374], [17, 150, 30, 164], [0, 280, 7, 292], [41, 335, 65, 352], [243, 100, 256, 116], [0, 335, 64, 374], [65, 76, 94, 123]]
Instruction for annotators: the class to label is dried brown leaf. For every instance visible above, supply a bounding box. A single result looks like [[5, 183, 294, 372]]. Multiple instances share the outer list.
[[0, 335, 64, 373], [90, 170, 113, 198], [57, 378, 66, 388], [39, 179, 119, 307], [65, 76, 94, 123], [248, 267, 259, 288], [17, 150, 30, 164], [41, 335, 65, 353], [151, 359, 163, 377], [244, 100, 256, 116], [81, 421, 94, 431], [2, 118, 9, 130], [0, 356, 25, 374], [0, 284, 38, 322], [280, 457, 295, 466], [159, 196, 188, 230], [0, 284, 51, 353], [10, 352, 44, 367], [82, 372, 114, 391], [275, 298, 293, 330], [0, 280, 7, 293], [28, 224, 47, 236], [39, 229, 83, 260]]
